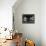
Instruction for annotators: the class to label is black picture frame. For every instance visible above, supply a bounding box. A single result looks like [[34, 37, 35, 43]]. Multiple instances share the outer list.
[[22, 14, 35, 24]]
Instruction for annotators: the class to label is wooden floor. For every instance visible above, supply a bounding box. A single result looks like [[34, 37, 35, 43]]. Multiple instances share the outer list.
[[0, 39, 16, 46]]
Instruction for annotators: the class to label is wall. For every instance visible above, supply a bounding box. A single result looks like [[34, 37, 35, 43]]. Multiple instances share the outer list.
[[41, 0, 46, 46], [0, 0, 16, 30], [13, 0, 41, 46]]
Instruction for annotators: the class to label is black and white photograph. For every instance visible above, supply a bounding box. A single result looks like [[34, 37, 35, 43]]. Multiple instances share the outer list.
[[22, 14, 35, 23]]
